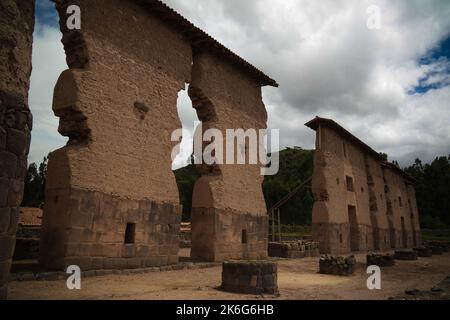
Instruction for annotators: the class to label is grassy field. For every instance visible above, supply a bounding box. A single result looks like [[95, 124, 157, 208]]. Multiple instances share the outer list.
[[422, 229, 450, 243], [280, 225, 450, 244]]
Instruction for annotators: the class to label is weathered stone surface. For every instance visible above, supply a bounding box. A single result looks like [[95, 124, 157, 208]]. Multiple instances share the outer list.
[[0, 128, 6, 150], [306, 117, 421, 254], [0, 208, 11, 233], [319, 255, 356, 276], [367, 253, 395, 267], [189, 50, 269, 262], [394, 250, 418, 261], [191, 208, 268, 262], [6, 128, 29, 157], [221, 261, 279, 295], [40, 188, 181, 271], [413, 246, 432, 258], [0, 151, 17, 178], [268, 241, 320, 259]]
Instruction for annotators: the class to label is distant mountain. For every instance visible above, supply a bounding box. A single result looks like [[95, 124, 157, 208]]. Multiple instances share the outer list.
[[174, 148, 314, 225]]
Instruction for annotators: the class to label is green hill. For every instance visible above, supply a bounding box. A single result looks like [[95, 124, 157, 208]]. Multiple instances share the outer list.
[[174, 147, 314, 224]]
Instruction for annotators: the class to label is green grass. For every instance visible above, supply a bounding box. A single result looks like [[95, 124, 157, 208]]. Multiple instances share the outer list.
[[421, 229, 450, 243], [278, 225, 450, 243]]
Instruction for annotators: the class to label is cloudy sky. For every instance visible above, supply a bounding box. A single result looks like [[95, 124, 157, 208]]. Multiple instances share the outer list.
[[31, 0, 450, 168]]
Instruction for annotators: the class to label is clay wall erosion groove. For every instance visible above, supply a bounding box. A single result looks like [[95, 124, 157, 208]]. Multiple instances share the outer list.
[[306, 117, 422, 254]]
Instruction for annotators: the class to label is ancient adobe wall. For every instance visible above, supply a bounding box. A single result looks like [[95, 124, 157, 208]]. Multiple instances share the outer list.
[[383, 167, 417, 248], [311, 126, 373, 254], [366, 155, 391, 250], [406, 184, 422, 246], [190, 52, 268, 262], [0, 0, 35, 299], [40, 0, 191, 271]]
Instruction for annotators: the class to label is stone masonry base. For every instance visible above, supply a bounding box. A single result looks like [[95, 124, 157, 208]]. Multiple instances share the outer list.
[[191, 208, 268, 262], [39, 188, 181, 271]]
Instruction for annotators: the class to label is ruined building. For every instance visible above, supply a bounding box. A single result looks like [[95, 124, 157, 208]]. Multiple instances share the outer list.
[[306, 117, 421, 254], [0, 0, 35, 299], [37, 0, 277, 271]]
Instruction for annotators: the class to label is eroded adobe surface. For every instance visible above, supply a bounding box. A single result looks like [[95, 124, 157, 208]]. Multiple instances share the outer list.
[[189, 52, 269, 262], [40, 0, 276, 270], [306, 117, 421, 254], [40, 0, 191, 270], [0, 0, 35, 299]]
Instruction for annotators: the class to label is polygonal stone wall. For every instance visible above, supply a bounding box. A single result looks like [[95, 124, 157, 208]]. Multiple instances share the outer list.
[[0, 0, 35, 299]]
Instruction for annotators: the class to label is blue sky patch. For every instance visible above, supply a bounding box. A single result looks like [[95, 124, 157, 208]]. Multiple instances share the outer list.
[[36, 0, 59, 29], [412, 34, 450, 94]]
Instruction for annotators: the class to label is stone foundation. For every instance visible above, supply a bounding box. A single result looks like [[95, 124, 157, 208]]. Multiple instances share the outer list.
[[414, 247, 432, 258], [367, 253, 395, 267], [394, 250, 418, 261], [191, 208, 268, 262], [430, 246, 444, 255], [221, 261, 278, 295], [319, 255, 356, 276], [313, 222, 374, 254], [427, 241, 449, 252], [40, 188, 181, 271], [268, 241, 320, 259]]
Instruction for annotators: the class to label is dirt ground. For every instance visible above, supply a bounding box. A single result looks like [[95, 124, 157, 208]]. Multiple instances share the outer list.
[[8, 251, 450, 300]]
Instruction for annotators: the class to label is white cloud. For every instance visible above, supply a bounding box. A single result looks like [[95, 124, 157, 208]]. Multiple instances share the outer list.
[[30, 1, 450, 168], [28, 23, 68, 165], [164, 0, 450, 165]]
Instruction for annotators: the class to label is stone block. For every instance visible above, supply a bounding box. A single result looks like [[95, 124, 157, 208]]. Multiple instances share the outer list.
[[0, 207, 10, 234], [15, 157, 27, 180], [7, 179, 24, 206], [414, 247, 432, 258], [64, 256, 93, 271], [0, 127, 6, 150], [367, 253, 395, 267], [6, 128, 29, 157], [0, 178, 9, 207], [319, 255, 356, 276], [0, 259, 12, 285], [0, 235, 16, 260], [394, 250, 418, 261], [8, 207, 19, 235], [14, 111, 28, 130], [221, 261, 279, 295], [0, 151, 17, 178]]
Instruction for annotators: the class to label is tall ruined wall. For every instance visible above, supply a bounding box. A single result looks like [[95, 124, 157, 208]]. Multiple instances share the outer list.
[[189, 52, 268, 262], [40, 0, 191, 271], [406, 184, 422, 246], [0, 0, 35, 299], [365, 155, 391, 250], [311, 126, 373, 254], [383, 167, 418, 248]]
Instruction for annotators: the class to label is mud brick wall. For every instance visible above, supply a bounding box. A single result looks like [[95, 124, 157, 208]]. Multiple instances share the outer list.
[[0, 0, 35, 299], [189, 52, 269, 262], [221, 261, 278, 295], [311, 126, 373, 254], [366, 155, 391, 250], [40, 0, 191, 270], [307, 118, 421, 254], [383, 167, 418, 248]]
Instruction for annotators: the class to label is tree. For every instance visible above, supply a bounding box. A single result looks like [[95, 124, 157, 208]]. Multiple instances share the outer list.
[[22, 157, 48, 208]]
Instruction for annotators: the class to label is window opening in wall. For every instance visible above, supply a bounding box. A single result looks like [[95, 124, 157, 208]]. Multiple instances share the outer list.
[[125, 223, 136, 244], [346, 176, 354, 192], [242, 230, 248, 244]]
